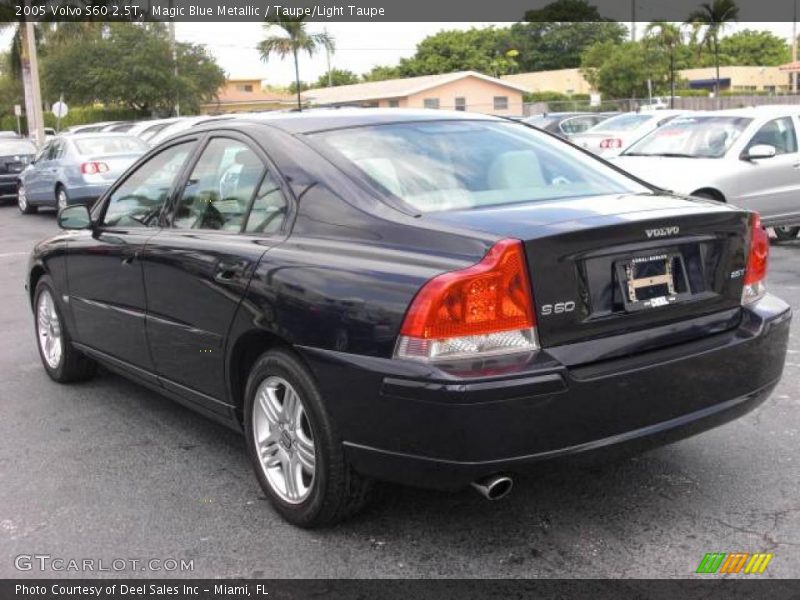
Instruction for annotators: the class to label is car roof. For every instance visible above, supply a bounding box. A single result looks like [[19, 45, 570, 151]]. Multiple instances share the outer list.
[[182, 108, 499, 136], [707, 105, 800, 119]]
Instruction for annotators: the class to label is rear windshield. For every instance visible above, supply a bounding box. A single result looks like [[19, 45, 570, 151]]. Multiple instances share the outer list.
[[313, 120, 647, 213], [591, 113, 652, 132], [0, 140, 36, 155], [73, 136, 147, 156]]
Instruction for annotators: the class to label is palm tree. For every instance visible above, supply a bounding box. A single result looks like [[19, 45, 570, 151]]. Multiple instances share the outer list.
[[258, 15, 334, 111], [686, 0, 739, 103], [644, 22, 684, 108]]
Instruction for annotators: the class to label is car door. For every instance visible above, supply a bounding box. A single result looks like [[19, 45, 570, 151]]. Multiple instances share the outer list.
[[25, 141, 53, 202], [141, 133, 291, 409], [65, 140, 197, 377], [38, 138, 64, 202], [735, 116, 800, 221]]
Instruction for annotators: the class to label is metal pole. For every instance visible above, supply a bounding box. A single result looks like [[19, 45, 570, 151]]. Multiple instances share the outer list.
[[20, 15, 45, 147], [325, 27, 332, 87], [168, 3, 180, 116], [630, 0, 636, 42], [56, 92, 63, 133]]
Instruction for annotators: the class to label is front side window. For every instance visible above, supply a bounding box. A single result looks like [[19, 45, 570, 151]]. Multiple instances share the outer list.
[[746, 117, 798, 155], [173, 138, 265, 231], [623, 116, 752, 159], [314, 120, 648, 213], [103, 142, 194, 228]]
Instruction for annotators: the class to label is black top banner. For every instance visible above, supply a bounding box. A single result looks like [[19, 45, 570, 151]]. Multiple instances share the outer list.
[[2, 0, 800, 22]]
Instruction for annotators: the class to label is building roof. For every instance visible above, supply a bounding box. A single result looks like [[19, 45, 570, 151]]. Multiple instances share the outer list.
[[303, 71, 529, 105]]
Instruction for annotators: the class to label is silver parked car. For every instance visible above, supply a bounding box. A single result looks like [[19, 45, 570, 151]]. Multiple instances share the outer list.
[[571, 110, 688, 157], [611, 106, 800, 240], [17, 133, 148, 215]]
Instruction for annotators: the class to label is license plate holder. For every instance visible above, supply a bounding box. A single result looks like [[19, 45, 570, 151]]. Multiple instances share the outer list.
[[615, 253, 689, 312]]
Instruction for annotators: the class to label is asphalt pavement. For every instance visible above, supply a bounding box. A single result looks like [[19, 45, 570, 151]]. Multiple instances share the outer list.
[[0, 204, 798, 578]]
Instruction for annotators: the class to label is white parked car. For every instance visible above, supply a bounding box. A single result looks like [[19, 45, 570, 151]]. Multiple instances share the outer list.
[[571, 110, 688, 158], [611, 106, 800, 240]]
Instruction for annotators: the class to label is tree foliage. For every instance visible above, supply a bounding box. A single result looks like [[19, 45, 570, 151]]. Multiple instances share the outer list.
[[39, 23, 225, 114], [717, 29, 790, 66], [259, 15, 334, 109], [314, 68, 359, 88]]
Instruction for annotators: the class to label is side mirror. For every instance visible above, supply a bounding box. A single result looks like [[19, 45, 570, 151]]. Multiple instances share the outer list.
[[744, 144, 777, 160], [57, 204, 93, 230]]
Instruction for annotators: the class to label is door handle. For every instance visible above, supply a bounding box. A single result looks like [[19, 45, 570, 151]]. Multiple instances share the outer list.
[[214, 259, 248, 282], [792, 162, 800, 169]]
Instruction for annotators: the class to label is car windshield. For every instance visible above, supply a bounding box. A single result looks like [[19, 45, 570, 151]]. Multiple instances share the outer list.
[[590, 113, 652, 132], [623, 116, 752, 158], [314, 120, 649, 213], [74, 135, 148, 156], [0, 140, 36, 155]]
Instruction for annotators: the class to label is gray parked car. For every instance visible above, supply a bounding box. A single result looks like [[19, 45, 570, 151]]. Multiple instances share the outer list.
[[0, 138, 36, 203], [17, 133, 148, 215], [611, 106, 800, 240]]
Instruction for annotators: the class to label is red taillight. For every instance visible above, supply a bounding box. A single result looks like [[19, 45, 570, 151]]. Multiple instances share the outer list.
[[80, 161, 109, 175], [395, 239, 539, 362], [600, 138, 622, 149], [742, 213, 769, 304]]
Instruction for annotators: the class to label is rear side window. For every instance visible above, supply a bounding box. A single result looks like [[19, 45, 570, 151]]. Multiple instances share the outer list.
[[244, 172, 288, 234], [173, 138, 265, 231], [314, 121, 646, 213]]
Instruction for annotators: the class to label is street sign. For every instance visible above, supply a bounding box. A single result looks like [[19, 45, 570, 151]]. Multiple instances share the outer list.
[[13, 105, 21, 117], [52, 101, 68, 119]]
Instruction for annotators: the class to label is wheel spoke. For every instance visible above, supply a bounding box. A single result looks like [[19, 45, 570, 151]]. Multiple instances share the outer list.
[[283, 455, 300, 500], [258, 388, 281, 426], [282, 386, 298, 426], [295, 435, 315, 472]]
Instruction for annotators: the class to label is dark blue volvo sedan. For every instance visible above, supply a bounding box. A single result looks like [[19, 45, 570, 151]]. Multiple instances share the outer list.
[[26, 110, 791, 527]]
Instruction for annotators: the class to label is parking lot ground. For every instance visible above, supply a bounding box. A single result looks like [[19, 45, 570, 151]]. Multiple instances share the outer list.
[[0, 204, 798, 578]]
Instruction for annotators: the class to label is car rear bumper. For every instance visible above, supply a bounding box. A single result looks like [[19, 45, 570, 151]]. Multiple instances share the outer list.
[[299, 294, 791, 490]]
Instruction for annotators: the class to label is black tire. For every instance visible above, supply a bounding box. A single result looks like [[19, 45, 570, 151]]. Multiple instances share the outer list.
[[774, 226, 800, 241], [18, 182, 36, 214], [243, 349, 373, 527], [33, 275, 97, 383]]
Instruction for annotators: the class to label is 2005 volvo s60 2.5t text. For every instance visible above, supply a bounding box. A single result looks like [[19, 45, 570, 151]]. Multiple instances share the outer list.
[[27, 109, 791, 527]]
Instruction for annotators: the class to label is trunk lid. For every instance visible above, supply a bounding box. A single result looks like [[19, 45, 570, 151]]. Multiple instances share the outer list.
[[422, 193, 749, 349]]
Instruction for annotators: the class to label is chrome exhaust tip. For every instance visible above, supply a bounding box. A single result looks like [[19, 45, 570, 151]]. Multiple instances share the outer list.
[[471, 474, 513, 501]]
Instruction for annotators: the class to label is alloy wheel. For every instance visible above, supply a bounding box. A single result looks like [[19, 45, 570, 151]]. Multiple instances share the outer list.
[[252, 376, 316, 504], [37, 289, 63, 370]]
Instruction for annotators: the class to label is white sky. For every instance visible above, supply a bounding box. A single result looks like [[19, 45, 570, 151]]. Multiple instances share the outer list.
[[2, 22, 798, 87]]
